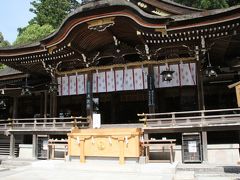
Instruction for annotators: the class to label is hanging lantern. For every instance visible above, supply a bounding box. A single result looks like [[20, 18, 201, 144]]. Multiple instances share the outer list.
[[21, 86, 32, 96], [205, 66, 218, 77], [0, 99, 6, 110], [48, 82, 58, 93], [205, 52, 217, 77], [161, 68, 175, 82], [21, 75, 32, 96]]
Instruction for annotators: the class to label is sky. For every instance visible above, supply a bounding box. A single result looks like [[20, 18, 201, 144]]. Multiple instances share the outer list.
[[0, 0, 82, 44], [0, 0, 34, 44]]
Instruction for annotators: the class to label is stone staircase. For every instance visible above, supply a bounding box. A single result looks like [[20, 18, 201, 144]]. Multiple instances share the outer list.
[[0, 143, 19, 156], [0, 135, 23, 157], [174, 163, 240, 180]]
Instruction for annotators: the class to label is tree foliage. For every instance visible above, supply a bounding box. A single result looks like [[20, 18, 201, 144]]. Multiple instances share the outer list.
[[14, 24, 55, 46], [0, 64, 4, 70], [174, 0, 239, 9], [0, 32, 10, 48], [200, 0, 229, 9], [15, 0, 79, 46], [29, 0, 79, 29]]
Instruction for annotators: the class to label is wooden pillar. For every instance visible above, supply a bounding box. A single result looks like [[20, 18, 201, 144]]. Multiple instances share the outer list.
[[32, 134, 38, 159], [238, 132, 240, 162], [52, 92, 57, 117], [118, 137, 125, 164], [40, 92, 44, 117], [235, 85, 240, 107], [80, 139, 85, 163], [195, 46, 205, 110], [147, 65, 155, 114], [143, 133, 149, 141], [9, 134, 15, 158], [86, 72, 93, 128], [111, 94, 119, 124], [12, 97, 18, 118], [49, 93, 53, 117], [196, 46, 208, 163], [44, 91, 48, 118], [202, 131, 208, 162]]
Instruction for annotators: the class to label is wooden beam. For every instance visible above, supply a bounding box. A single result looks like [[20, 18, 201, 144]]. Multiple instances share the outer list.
[[228, 81, 240, 89]]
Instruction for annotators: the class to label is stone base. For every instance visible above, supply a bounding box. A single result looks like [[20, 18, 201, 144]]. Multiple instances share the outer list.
[[19, 144, 33, 159], [139, 156, 146, 164]]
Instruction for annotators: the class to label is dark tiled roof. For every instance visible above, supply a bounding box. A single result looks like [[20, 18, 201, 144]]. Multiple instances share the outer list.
[[0, 42, 41, 51], [0, 66, 22, 77]]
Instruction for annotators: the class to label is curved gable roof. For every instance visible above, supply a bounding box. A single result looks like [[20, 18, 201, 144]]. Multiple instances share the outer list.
[[0, 0, 239, 56]]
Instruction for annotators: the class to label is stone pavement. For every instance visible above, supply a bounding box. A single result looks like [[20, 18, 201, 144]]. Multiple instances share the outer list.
[[0, 159, 176, 180], [1, 159, 240, 180]]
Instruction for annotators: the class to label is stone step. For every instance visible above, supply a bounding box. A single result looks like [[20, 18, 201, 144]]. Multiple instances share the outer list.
[[173, 171, 195, 180], [177, 164, 240, 174], [195, 173, 240, 180]]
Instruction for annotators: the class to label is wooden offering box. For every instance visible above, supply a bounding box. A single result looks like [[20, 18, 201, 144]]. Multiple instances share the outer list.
[[67, 128, 141, 164]]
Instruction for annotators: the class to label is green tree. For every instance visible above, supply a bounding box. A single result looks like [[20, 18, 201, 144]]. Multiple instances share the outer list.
[[200, 0, 229, 9], [14, 24, 55, 46], [174, 0, 201, 8], [0, 32, 9, 69], [174, 0, 230, 9], [0, 32, 10, 47], [0, 64, 4, 70], [29, 0, 79, 29], [227, 0, 240, 6]]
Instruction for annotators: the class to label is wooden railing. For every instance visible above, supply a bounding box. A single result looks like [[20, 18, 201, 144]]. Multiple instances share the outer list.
[[138, 108, 240, 128], [0, 116, 89, 131]]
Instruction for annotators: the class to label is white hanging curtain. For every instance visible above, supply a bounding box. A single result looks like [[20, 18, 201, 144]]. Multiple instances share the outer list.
[[57, 63, 196, 96]]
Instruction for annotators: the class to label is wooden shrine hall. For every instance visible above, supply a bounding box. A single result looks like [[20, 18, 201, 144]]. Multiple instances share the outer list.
[[0, 0, 240, 164]]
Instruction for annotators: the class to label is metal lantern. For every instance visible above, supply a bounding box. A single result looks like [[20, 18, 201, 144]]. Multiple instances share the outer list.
[[21, 86, 32, 96], [161, 68, 175, 81], [48, 82, 58, 93], [206, 66, 217, 77], [0, 99, 6, 110], [21, 75, 32, 96], [205, 52, 217, 77]]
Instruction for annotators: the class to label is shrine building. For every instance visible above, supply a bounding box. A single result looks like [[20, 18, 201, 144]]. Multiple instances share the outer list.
[[0, 0, 240, 164]]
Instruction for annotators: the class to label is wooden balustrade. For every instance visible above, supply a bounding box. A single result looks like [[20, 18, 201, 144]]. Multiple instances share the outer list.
[[0, 116, 89, 131], [138, 108, 240, 128]]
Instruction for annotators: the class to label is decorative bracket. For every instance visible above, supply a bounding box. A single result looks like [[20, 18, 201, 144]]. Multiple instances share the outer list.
[[41, 60, 62, 80], [135, 44, 161, 60], [81, 52, 100, 67], [87, 17, 115, 32]]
